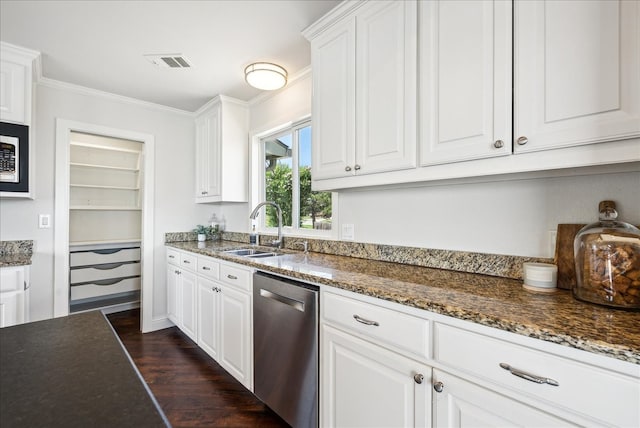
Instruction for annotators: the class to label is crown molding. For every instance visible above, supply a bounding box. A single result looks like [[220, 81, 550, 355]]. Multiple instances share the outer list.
[[36, 75, 194, 117]]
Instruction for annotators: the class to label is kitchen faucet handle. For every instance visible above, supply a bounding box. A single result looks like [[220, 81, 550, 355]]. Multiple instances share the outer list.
[[295, 241, 309, 254]]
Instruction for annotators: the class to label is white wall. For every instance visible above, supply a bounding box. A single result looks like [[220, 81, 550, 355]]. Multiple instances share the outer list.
[[338, 171, 640, 258], [0, 81, 211, 322]]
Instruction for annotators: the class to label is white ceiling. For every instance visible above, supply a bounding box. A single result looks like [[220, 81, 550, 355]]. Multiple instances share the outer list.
[[0, 0, 340, 112]]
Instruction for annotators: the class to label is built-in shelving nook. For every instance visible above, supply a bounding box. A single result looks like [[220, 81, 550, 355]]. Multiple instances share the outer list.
[[68, 132, 143, 313]]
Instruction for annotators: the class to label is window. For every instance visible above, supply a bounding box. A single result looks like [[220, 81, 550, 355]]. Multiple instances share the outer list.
[[259, 121, 332, 234]]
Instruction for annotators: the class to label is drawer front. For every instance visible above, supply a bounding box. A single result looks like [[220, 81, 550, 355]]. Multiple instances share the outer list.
[[70, 262, 140, 284], [434, 323, 639, 427], [179, 253, 197, 271], [70, 247, 140, 267], [71, 277, 140, 300], [323, 291, 430, 359], [219, 263, 251, 292], [197, 256, 219, 280], [166, 248, 180, 265]]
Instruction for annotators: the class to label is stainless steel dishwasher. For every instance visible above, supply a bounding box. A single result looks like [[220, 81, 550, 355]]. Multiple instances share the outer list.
[[253, 271, 318, 428]]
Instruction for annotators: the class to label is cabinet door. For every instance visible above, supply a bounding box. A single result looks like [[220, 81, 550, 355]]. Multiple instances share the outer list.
[[219, 285, 252, 389], [433, 369, 575, 427], [356, 0, 417, 175], [311, 15, 356, 180], [322, 324, 430, 428], [166, 265, 179, 325], [180, 270, 198, 342], [197, 277, 219, 360], [0, 291, 25, 328], [514, 0, 640, 152], [0, 59, 27, 124], [420, 0, 512, 165], [195, 107, 221, 199]]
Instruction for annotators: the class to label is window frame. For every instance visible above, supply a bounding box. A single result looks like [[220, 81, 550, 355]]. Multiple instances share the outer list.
[[252, 119, 337, 239]]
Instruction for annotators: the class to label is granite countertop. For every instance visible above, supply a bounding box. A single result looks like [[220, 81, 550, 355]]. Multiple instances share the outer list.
[[0, 311, 169, 427], [0, 240, 33, 267], [168, 240, 640, 365], [0, 253, 32, 267]]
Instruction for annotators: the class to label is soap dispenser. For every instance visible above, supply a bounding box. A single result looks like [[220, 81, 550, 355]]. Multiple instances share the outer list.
[[573, 200, 640, 310]]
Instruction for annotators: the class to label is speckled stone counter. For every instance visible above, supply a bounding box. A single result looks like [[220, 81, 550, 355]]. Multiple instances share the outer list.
[[167, 240, 640, 365], [0, 240, 33, 267], [0, 311, 169, 427]]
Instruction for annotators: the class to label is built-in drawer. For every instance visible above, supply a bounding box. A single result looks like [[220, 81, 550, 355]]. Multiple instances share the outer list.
[[434, 323, 639, 427], [70, 247, 140, 267], [70, 277, 140, 300], [179, 252, 197, 271], [219, 263, 251, 292], [197, 256, 219, 280], [70, 262, 140, 284], [166, 248, 180, 265], [323, 291, 430, 359]]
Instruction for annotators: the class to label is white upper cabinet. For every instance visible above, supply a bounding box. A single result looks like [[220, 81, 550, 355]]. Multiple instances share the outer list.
[[194, 96, 249, 203], [306, 1, 417, 181], [0, 42, 38, 126], [514, 0, 640, 152], [419, 0, 512, 165]]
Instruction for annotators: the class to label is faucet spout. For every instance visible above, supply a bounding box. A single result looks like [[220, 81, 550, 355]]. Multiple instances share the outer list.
[[249, 201, 283, 249]]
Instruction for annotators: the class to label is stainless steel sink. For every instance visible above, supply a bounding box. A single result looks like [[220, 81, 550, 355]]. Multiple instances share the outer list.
[[223, 248, 283, 258]]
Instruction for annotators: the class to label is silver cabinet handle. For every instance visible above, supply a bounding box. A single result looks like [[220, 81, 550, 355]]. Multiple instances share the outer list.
[[174, 270, 181, 275], [516, 136, 528, 145], [353, 314, 379, 326], [345, 166, 352, 172], [201, 191, 208, 195], [433, 381, 444, 393], [354, 164, 361, 171], [168, 255, 175, 259], [183, 260, 191, 264], [227, 274, 238, 280], [499, 363, 559, 386], [414, 374, 424, 384], [202, 266, 211, 270], [493, 140, 504, 148]]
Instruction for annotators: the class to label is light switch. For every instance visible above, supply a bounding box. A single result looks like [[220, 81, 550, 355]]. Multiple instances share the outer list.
[[39, 214, 51, 229], [341, 224, 354, 240]]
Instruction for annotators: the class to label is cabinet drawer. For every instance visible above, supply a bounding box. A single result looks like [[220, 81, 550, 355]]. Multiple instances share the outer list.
[[70, 247, 140, 267], [197, 256, 219, 280], [70, 262, 140, 284], [323, 291, 430, 359], [179, 253, 197, 271], [434, 323, 639, 427], [70, 277, 140, 300], [219, 263, 251, 292], [166, 248, 180, 265]]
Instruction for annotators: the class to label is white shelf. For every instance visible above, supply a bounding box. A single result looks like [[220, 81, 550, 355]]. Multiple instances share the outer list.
[[70, 184, 140, 191], [70, 141, 142, 154], [70, 206, 141, 211], [70, 239, 141, 247], [70, 162, 139, 172]]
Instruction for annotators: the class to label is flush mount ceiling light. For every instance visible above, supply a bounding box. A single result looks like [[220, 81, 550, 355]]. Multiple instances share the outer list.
[[244, 62, 287, 90]]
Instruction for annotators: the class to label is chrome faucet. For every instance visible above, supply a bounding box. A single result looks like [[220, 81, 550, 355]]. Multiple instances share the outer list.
[[249, 201, 283, 249]]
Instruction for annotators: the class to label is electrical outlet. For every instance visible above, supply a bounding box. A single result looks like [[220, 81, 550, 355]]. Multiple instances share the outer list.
[[341, 224, 355, 240], [548, 230, 557, 258]]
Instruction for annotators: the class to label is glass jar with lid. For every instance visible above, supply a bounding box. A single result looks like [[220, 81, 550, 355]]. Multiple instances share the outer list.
[[573, 201, 640, 310]]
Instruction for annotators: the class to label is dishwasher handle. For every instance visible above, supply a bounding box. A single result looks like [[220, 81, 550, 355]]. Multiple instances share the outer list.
[[259, 288, 305, 312]]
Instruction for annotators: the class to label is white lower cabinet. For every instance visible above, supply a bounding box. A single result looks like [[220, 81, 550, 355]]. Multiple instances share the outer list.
[[322, 323, 430, 427], [432, 369, 573, 427], [0, 265, 30, 328], [321, 287, 639, 428], [166, 248, 253, 391]]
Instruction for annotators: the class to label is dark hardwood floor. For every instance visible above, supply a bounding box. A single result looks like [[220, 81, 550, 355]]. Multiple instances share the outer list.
[[107, 309, 289, 428]]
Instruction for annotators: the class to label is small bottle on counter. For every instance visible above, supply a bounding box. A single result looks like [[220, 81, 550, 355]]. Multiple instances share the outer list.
[[573, 200, 640, 310], [250, 225, 258, 246]]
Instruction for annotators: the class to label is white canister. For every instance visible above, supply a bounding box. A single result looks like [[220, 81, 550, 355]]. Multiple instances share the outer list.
[[522, 262, 558, 292]]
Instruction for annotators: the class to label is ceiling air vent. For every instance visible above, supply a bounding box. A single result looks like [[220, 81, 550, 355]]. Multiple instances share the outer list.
[[144, 54, 191, 68]]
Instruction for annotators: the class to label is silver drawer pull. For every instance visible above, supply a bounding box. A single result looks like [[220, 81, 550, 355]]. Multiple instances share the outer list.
[[202, 266, 211, 270], [227, 274, 238, 280], [500, 363, 559, 386], [353, 314, 379, 326], [183, 260, 191, 264], [168, 255, 175, 259]]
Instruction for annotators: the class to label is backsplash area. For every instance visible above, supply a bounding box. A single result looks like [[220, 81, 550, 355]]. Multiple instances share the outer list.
[[165, 232, 549, 281]]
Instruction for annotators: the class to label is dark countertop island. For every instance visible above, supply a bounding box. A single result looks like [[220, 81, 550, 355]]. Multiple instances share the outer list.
[[0, 311, 169, 428]]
